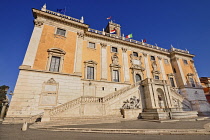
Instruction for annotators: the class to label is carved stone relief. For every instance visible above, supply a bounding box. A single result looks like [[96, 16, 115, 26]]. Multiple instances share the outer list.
[[122, 96, 140, 109], [100, 43, 107, 48], [34, 19, 44, 28], [77, 32, 84, 38], [40, 78, 58, 106], [130, 54, 145, 71], [111, 53, 119, 66]]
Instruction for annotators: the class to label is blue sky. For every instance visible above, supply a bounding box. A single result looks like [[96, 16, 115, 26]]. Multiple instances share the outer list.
[[1, 0, 210, 94]]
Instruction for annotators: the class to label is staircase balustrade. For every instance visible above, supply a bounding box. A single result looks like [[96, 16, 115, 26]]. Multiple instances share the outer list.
[[49, 82, 140, 116]]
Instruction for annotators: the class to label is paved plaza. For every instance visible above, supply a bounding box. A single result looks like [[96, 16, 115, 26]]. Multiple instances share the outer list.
[[1, 119, 210, 140]]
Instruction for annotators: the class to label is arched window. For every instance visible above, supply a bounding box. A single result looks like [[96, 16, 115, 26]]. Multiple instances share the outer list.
[[135, 74, 141, 82]]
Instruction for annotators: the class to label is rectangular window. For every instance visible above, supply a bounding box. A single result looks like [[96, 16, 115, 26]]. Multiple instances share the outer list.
[[170, 77, 175, 87], [183, 59, 188, 65], [189, 78, 195, 87], [112, 70, 119, 82], [49, 56, 61, 72], [133, 52, 138, 57], [164, 59, 169, 64], [56, 28, 66, 36], [151, 56, 155, 61], [88, 42, 95, 49], [111, 47, 118, 53], [87, 66, 94, 79], [154, 75, 159, 80]]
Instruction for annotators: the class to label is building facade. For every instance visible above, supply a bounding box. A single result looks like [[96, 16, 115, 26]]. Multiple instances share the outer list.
[[4, 5, 210, 123], [200, 77, 210, 103]]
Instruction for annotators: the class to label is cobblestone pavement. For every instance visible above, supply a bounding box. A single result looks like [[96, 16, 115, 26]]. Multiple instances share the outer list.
[[0, 124, 210, 140]]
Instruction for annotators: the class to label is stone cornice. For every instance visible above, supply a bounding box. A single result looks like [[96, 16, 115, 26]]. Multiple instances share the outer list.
[[85, 31, 170, 55], [19, 66, 82, 77], [170, 51, 194, 58], [32, 9, 89, 30]]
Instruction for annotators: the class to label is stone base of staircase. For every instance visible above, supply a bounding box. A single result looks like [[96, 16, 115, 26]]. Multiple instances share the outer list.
[[141, 109, 198, 120], [30, 115, 124, 129], [2, 116, 39, 124], [141, 109, 170, 120], [50, 115, 123, 122], [171, 111, 198, 119]]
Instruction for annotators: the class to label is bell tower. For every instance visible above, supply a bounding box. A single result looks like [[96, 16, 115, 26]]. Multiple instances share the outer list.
[[105, 21, 121, 36]]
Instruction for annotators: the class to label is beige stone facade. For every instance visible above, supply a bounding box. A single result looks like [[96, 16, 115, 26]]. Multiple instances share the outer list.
[[4, 5, 210, 123]]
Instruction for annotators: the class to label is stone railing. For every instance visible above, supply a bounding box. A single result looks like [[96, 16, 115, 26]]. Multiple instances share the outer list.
[[49, 96, 103, 116], [168, 47, 189, 54], [45, 10, 84, 23], [170, 88, 192, 110], [81, 96, 103, 103], [87, 28, 190, 54], [103, 82, 140, 102], [49, 97, 82, 116], [49, 82, 140, 116]]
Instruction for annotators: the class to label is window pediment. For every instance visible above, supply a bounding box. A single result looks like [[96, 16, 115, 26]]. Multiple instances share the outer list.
[[47, 48, 66, 55], [84, 60, 98, 65], [187, 73, 194, 76]]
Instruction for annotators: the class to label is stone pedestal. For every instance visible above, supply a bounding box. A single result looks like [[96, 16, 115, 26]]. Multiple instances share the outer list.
[[41, 108, 51, 122], [141, 109, 198, 120], [121, 109, 142, 119], [141, 109, 170, 120]]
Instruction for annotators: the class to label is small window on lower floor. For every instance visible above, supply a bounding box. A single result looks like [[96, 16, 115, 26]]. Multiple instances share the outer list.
[[183, 59, 188, 65], [189, 78, 195, 87], [111, 47, 118, 53], [164, 59, 169, 64], [133, 52, 138, 57], [87, 66, 94, 79], [154, 75, 159, 80], [49, 56, 61, 72], [170, 77, 175, 87], [112, 70, 119, 82], [151, 56, 155, 61]]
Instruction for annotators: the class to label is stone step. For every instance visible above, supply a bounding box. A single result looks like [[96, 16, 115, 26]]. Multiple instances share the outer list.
[[50, 115, 123, 122]]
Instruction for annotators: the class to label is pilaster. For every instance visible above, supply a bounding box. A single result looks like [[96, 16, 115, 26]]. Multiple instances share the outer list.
[[100, 43, 108, 80], [22, 19, 44, 68], [175, 57, 187, 86], [73, 32, 84, 75], [143, 53, 151, 78], [157, 56, 166, 80], [190, 60, 201, 84], [122, 48, 130, 83]]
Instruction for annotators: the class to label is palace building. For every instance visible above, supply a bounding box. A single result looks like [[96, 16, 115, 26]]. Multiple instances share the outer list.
[[200, 77, 210, 103], [4, 5, 210, 123]]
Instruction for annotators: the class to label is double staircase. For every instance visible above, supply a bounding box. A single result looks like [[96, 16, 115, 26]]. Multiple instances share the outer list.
[[42, 82, 141, 122]]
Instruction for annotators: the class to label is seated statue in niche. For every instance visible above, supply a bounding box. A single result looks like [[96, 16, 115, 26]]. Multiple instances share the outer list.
[[158, 94, 165, 109]]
